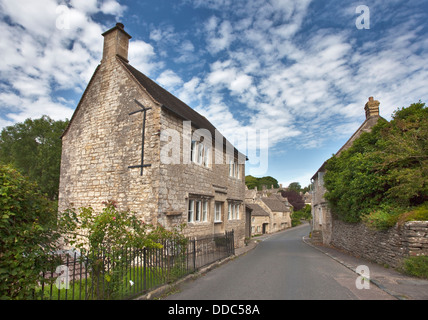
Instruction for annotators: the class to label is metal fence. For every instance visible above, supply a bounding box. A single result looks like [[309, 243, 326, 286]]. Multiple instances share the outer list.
[[35, 230, 235, 300]]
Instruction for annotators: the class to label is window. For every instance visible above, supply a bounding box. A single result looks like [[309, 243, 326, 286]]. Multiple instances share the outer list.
[[188, 199, 194, 223], [229, 159, 234, 177], [202, 200, 208, 222], [229, 159, 240, 179], [195, 200, 201, 222], [190, 141, 197, 163], [228, 203, 240, 220], [188, 198, 209, 223], [198, 143, 204, 165], [191, 140, 210, 167], [215, 202, 222, 222]]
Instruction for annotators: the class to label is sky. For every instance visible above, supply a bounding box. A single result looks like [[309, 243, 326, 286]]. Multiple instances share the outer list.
[[1, 0, 427, 188]]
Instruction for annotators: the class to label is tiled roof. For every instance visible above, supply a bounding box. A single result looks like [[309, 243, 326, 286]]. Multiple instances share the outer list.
[[261, 197, 289, 212], [246, 203, 270, 217], [120, 58, 217, 136]]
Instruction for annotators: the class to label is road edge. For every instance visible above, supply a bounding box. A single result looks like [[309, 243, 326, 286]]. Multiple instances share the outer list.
[[301, 235, 405, 300]]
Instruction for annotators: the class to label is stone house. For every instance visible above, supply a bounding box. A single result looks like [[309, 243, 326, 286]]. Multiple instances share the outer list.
[[245, 187, 292, 234], [246, 203, 270, 235], [310, 97, 383, 244], [58, 23, 247, 247]]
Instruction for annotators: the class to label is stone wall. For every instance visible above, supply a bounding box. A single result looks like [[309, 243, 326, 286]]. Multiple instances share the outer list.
[[58, 56, 162, 225], [331, 218, 428, 268], [158, 107, 246, 247]]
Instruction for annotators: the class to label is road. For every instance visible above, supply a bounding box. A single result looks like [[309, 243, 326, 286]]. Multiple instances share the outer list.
[[165, 224, 395, 300]]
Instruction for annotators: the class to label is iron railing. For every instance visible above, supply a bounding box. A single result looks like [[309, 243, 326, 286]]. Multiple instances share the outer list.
[[35, 230, 235, 300]]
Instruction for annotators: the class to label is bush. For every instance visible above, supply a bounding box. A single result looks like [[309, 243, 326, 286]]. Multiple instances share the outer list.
[[0, 165, 60, 299], [59, 201, 187, 299], [324, 102, 428, 224], [401, 256, 428, 279], [361, 205, 401, 230]]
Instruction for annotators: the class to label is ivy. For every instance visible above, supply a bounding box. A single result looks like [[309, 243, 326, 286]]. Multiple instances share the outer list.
[[324, 102, 428, 224]]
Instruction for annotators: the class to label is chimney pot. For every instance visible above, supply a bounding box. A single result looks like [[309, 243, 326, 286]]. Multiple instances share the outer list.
[[102, 23, 132, 62], [364, 96, 380, 119]]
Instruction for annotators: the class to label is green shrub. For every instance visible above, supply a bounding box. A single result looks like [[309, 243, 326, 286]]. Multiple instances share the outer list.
[[401, 256, 428, 279], [0, 164, 60, 299], [324, 102, 428, 224]]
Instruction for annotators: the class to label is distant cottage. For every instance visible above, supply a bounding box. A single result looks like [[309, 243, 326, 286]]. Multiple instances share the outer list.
[[245, 186, 292, 235], [310, 97, 383, 244], [58, 24, 248, 247]]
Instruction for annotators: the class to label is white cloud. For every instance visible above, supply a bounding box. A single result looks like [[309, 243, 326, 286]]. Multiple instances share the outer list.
[[0, 0, 126, 129], [128, 40, 159, 76], [156, 70, 184, 90]]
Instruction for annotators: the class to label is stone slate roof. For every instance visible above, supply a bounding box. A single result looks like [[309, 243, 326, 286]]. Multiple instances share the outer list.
[[261, 197, 289, 212], [118, 57, 246, 159], [246, 203, 270, 217], [120, 59, 217, 136]]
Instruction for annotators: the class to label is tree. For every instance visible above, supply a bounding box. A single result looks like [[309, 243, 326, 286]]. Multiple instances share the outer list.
[[245, 175, 279, 190], [0, 165, 61, 299], [287, 182, 302, 193], [0, 116, 69, 200], [280, 189, 305, 211], [324, 101, 428, 223]]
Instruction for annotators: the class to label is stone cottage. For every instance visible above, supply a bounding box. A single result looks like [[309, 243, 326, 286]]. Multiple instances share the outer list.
[[310, 97, 383, 244], [245, 187, 292, 234], [58, 23, 247, 247], [246, 203, 270, 235]]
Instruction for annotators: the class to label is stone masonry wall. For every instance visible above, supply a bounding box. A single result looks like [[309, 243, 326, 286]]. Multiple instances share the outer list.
[[58, 56, 162, 225], [158, 108, 246, 247], [331, 218, 428, 268]]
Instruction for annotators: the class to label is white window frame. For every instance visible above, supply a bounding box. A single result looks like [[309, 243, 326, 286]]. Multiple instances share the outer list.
[[191, 140, 211, 168], [215, 202, 222, 223], [188, 199, 194, 223], [228, 203, 232, 220], [191, 140, 197, 163], [189, 198, 209, 223], [202, 200, 208, 222], [195, 200, 201, 222], [229, 159, 240, 179]]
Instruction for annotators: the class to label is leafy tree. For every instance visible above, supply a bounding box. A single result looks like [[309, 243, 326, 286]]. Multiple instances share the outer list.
[[0, 165, 61, 299], [245, 175, 259, 190], [281, 189, 305, 211], [292, 204, 312, 227], [245, 175, 279, 190], [0, 116, 69, 200], [59, 201, 187, 299], [324, 102, 428, 223], [287, 182, 302, 193]]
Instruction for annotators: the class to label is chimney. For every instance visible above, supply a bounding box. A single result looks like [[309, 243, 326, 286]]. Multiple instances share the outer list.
[[364, 96, 380, 119], [102, 23, 132, 63]]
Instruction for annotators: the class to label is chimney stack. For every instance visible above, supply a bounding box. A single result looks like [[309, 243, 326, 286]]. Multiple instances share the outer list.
[[364, 96, 380, 119], [102, 23, 132, 63]]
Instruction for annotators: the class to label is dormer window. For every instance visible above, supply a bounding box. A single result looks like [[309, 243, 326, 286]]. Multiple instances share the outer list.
[[191, 140, 210, 167], [229, 159, 240, 179]]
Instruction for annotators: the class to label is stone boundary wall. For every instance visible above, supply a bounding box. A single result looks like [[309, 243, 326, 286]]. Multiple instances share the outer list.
[[331, 219, 428, 268]]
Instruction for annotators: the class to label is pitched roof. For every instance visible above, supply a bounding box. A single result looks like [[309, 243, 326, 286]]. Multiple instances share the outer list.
[[261, 197, 289, 212], [119, 58, 217, 136], [246, 203, 270, 217], [118, 57, 246, 159]]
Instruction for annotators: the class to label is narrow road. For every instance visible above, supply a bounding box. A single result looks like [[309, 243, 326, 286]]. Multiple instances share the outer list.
[[165, 224, 395, 300]]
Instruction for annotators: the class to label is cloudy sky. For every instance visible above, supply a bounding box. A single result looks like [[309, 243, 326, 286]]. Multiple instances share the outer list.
[[1, 0, 427, 188]]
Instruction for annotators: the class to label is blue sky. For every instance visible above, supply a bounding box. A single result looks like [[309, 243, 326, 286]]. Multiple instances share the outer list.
[[1, 0, 427, 188]]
